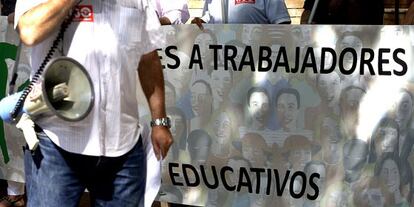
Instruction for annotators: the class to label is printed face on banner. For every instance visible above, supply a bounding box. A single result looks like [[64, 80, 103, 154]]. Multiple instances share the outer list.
[[339, 35, 363, 68], [340, 87, 365, 137], [375, 126, 398, 155], [191, 81, 213, 117], [342, 140, 368, 183], [380, 159, 400, 193], [317, 72, 341, 106], [276, 93, 299, 131], [188, 132, 211, 165], [395, 91, 413, 129], [242, 145, 265, 167], [211, 70, 232, 104], [194, 33, 215, 59], [242, 25, 262, 45], [212, 113, 232, 156], [321, 117, 341, 143], [343, 88, 364, 111], [290, 148, 312, 170], [214, 113, 232, 144], [248, 91, 270, 128], [165, 26, 176, 44]]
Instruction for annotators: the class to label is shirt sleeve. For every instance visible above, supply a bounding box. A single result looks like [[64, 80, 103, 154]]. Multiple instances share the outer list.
[[159, 0, 190, 24], [14, 0, 46, 29], [266, 0, 291, 24], [140, 0, 166, 54], [200, 0, 211, 23]]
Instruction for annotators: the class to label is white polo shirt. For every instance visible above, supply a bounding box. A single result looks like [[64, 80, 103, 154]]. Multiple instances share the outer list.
[[14, 0, 165, 157]]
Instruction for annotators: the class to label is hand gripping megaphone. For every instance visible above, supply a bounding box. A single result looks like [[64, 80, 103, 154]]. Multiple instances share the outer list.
[[0, 57, 94, 149]]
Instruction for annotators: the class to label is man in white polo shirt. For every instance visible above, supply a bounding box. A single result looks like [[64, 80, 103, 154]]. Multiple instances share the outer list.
[[191, 0, 291, 25], [13, 0, 173, 206]]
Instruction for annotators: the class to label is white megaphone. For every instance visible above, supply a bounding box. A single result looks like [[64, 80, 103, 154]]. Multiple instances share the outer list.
[[0, 57, 94, 149]]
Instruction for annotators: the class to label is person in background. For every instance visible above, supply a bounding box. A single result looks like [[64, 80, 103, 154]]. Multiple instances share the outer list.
[[0, 181, 24, 207], [301, 0, 384, 24], [151, 0, 189, 25], [14, 0, 173, 206], [0, 1, 26, 206], [0, 0, 15, 23], [191, 0, 291, 27]]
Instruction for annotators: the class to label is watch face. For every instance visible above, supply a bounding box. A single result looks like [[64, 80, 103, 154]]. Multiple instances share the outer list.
[[152, 117, 171, 128], [165, 117, 171, 127]]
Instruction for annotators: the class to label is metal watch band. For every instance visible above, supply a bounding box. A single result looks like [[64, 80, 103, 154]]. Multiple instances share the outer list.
[[150, 117, 171, 128]]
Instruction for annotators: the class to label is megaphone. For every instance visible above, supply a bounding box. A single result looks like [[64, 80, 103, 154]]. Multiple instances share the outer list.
[[0, 57, 95, 123]]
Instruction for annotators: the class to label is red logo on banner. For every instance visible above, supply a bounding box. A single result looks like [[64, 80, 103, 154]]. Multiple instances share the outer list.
[[73, 5, 94, 22], [235, 0, 256, 4]]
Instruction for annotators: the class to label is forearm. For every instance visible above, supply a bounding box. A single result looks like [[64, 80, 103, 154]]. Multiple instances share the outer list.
[[301, 10, 311, 24], [138, 51, 167, 119], [159, 16, 172, 25], [17, 0, 78, 46]]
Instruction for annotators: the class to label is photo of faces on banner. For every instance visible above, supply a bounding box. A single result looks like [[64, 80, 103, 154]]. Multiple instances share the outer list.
[[141, 24, 414, 206]]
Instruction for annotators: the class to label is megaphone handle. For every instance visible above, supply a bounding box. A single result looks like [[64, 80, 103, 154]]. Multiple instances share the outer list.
[[16, 114, 39, 151]]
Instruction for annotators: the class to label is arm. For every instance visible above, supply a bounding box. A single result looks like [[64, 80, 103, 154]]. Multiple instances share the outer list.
[[16, 0, 78, 46], [138, 50, 173, 160], [300, 9, 311, 24], [159, 16, 172, 25], [266, 0, 291, 24]]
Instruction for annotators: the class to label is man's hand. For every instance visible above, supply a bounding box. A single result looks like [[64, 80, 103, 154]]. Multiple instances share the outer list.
[[151, 126, 173, 160], [159, 17, 172, 25], [191, 17, 205, 30]]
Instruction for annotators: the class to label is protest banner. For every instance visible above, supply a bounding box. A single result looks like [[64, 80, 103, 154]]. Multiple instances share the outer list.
[[149, 24, 414, 206], [2, 22, 414, 206]]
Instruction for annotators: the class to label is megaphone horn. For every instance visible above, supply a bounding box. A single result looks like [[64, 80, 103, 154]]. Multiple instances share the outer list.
[[0, 57, 95, 123]]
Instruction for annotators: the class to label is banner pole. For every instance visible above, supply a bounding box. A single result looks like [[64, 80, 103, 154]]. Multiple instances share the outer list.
[[308, 0, 320, 24]]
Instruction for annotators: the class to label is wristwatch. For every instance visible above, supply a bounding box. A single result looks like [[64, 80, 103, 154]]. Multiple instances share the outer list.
[[150, 117, 171, 128]]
